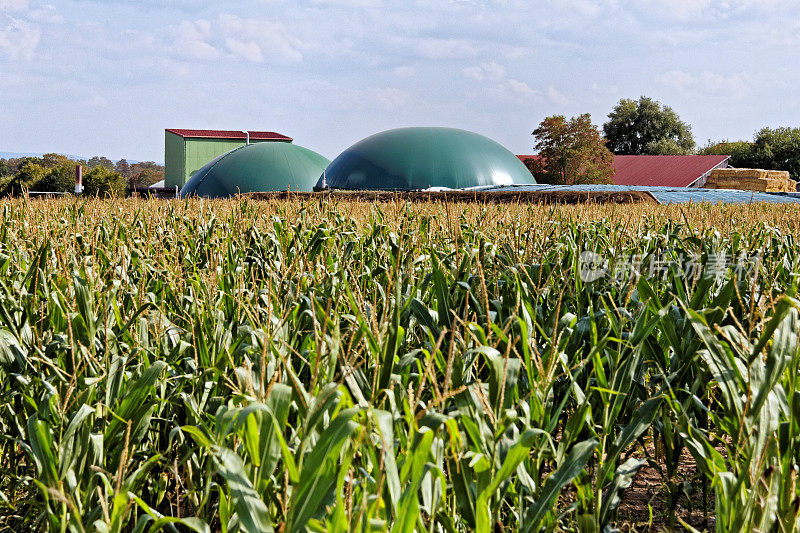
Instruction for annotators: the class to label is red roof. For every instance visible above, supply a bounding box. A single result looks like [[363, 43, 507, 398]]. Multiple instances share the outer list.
[[517, 154, 730, 187], [166, 129, 292, 141]]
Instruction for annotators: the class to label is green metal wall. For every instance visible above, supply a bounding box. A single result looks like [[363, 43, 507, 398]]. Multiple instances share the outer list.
[[184, 139, 243, 185], [165, 132, 291, 188], [164, 132, 185, 188]]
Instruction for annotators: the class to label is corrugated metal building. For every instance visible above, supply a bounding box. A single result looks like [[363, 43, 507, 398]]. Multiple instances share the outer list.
[[165, 129, 292, 188], [517, 154, 730, 188]]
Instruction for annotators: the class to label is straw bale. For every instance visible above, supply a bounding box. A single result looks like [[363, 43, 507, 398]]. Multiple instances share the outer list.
[[709, 168, 738, 179], [706, 167, 795, 192], [767, 170, 791, 180], [704, 174, 785, 192], [734, 169, 769, 179]]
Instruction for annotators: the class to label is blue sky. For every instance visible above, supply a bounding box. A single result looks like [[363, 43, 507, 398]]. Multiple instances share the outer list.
[[1, 0, 799, 162]]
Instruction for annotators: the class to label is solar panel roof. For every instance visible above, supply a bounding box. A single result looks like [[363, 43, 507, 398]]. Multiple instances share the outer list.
[[473, 184, 800, 205]]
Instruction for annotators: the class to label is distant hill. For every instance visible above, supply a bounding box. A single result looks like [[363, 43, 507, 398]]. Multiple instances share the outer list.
[[1, 151, 89, 161], [1, 151, 52, 159], [0, 151, 159, 165]]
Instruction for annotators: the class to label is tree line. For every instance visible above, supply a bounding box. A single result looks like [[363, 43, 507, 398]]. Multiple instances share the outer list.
[[528, 96, 800, 185], [0, 154, 165, 196]]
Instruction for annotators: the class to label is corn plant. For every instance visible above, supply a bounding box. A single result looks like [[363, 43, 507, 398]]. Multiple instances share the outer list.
[[1, 196, 800, 531]]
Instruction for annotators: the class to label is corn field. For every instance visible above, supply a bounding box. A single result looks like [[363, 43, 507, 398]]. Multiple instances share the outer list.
[[1, 197, 800, 532]]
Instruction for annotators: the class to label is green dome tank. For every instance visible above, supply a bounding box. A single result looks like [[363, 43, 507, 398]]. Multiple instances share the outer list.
[[180, 142, 329, 198], [316, 127, 535, 190]]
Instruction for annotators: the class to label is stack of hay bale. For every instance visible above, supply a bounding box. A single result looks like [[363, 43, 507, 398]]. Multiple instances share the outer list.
[[705, 168, 797, 192]]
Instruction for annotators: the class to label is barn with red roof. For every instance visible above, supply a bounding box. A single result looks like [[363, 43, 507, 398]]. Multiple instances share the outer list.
[[516, 154, 730, 188]]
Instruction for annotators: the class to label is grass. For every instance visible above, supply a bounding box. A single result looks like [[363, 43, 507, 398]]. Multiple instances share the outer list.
[[1, 196, 800, 532]]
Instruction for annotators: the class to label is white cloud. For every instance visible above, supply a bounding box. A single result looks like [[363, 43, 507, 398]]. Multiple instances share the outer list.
[[643, 0, 712, 20], [762, 18, 800, 46], [0, 17, 40, 60], [392, 65, 416, 77], [637, 0, 776, 21], [307, 0, 381, 7], [657, 69, 750, 100], [508, 78, 535, 95], [361, 87, 411, 110], [225, 37, 264, 62], [478, 77, 540, 105], [283, 80, 413, 113], [171, 14, 304, 64], [87, 94, 108, 107], [28, 4, 61, 23], [546, 0, 611, 18], [0, 0, 29, 12], [591, 82, 618, 95], [0, 0, 57, 60], [546, 86, 569, 105], [217, 14, 303, 63], [410, 37, 478, 59], [172, 19, 221, 60], [462, 61, 505, 81], [461, 60, 538, 101]]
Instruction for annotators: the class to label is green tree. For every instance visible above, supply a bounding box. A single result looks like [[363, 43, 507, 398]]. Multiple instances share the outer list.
[[749, 127, 800, 178], [700, 128, 800, 177], [36, 162, 77, 192], [698, 140, 756, 168], [115, 158, 131, 177], [130, 161, 165, 175], [603, 96, 695, 155], [84, 166, 126, 197], [3, 162, 46, 195], [0, 160, 9, 178], [87, 156, 115, 171], [41, 153, 71, 169], [530, 114, 614, 185], [129, 168, 164, 188], [4, 157, 35, 175]]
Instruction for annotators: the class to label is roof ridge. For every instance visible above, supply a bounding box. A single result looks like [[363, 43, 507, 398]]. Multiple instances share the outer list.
[[166, 129, 292, 141]]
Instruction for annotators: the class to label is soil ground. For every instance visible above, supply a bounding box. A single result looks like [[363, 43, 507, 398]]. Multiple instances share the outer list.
[[614, 443, 715, 532]]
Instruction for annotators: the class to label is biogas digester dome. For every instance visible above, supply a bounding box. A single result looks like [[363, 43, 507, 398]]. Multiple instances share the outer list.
[[180, 142, 329, 198], [316, 127, 535, 191]]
